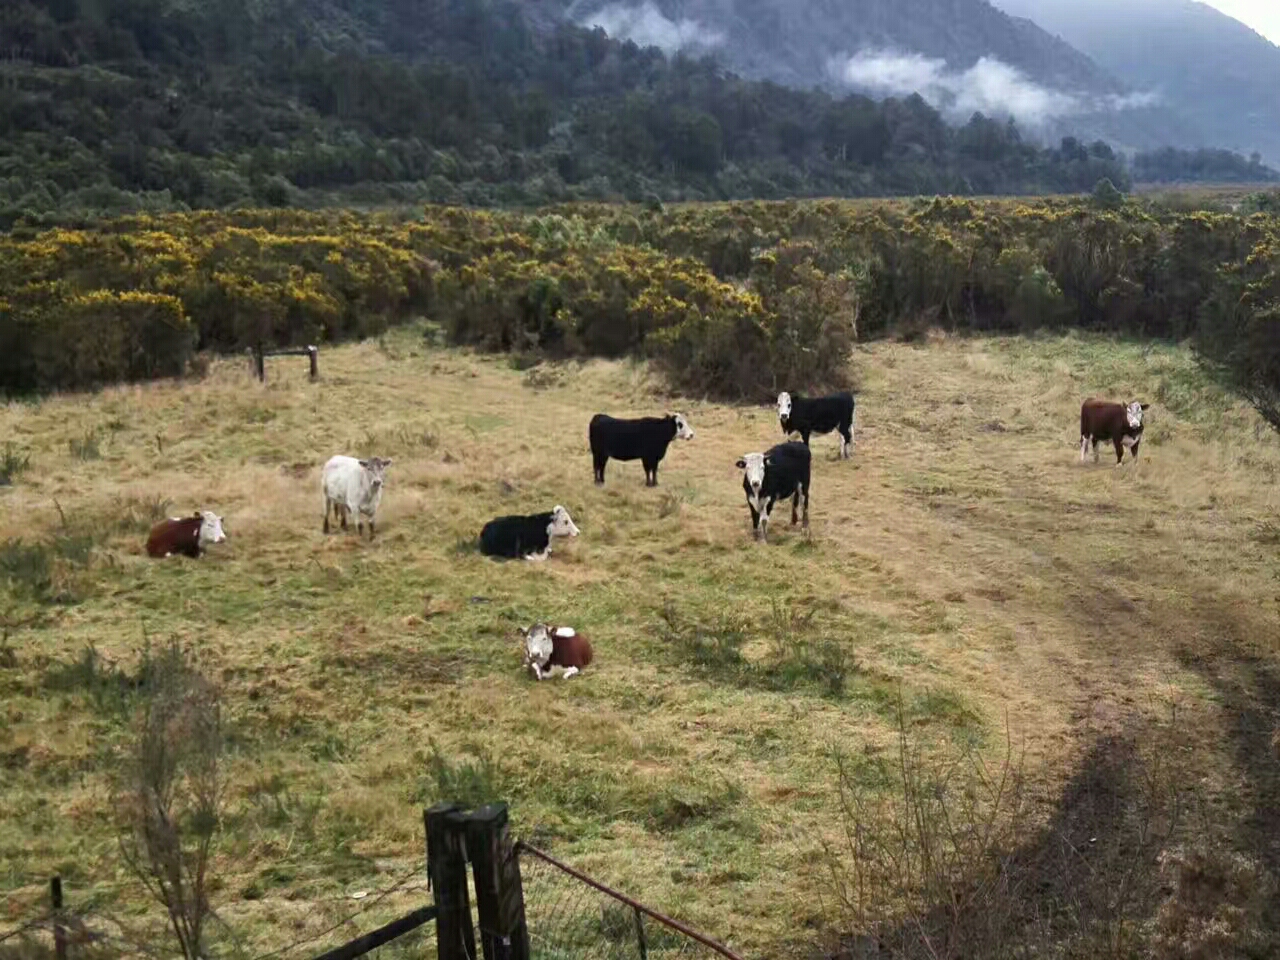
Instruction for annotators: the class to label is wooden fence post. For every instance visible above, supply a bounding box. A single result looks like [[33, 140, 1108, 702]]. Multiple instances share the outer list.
[[426, 803, 475, 960], [466, 803, 530, 960], [307, 345, 319, 381], [50, 875, 66, 960]]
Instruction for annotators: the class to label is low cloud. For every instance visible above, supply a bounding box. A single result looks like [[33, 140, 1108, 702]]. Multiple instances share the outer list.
[[578, 1, 724, 54], [832, 48, 1159, 125]]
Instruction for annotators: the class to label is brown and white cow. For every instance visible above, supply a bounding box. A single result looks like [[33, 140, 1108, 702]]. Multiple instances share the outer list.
[[145, 511, 227, 558], [520, 622, 593, 680], [1080, 398, 1149, 465]]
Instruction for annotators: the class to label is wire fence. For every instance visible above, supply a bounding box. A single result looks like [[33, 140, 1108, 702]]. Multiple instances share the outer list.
[[3, 825, 746, 960], [0, 865, 436, 960], [516, 843, 744, 960]]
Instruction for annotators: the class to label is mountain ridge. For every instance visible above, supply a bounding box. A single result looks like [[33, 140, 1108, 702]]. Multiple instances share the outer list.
[[994, 0, 1280, 167], [551, 0, 1203, 152]]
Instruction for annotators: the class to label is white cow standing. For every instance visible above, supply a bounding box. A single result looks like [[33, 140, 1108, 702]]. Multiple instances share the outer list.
[[321, 455, 393, 540]]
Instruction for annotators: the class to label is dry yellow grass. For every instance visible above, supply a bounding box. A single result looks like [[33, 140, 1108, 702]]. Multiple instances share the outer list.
[[2, 326, 1279, 958]]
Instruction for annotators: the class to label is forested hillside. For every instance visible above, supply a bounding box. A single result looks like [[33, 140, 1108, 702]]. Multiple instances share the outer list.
[[558, 0, 1199, 153], [0, 0, 1220, 224]]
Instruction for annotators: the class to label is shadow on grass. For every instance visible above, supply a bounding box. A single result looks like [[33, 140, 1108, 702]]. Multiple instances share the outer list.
[[822, 594, 1280, 959]]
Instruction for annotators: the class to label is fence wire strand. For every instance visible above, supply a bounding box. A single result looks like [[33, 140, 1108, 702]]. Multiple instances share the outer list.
[[516, 848, 740, 960]]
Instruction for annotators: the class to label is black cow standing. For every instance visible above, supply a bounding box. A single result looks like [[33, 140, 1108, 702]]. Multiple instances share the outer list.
[[777, 391, 856, 459], [735, 441, 811, 543], [588, 412, 695, 486]]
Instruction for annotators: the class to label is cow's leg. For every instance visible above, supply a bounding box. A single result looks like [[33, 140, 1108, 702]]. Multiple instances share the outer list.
[[839, 425, 852, 459], [748, 504, 761, 539], [339, 504, 350, 531], [1092, 439, 1100, 463], [323, 497, 332, 533], [1114, 438, 1124, 465], [791, 490, 800, 525], [367, 515, 376, 539], [1079, 436, 1089, 462], [593, 453, 607, 485], [561, 666, 579, 680], [760, 497, 775, 543], [531, 662, 544, 680], [800, 429, 811, 446], [801, 483, 810, 529], [642, 458, 658, 486], [524, 546, 550, 562], [1130, 439, 1140, 460]]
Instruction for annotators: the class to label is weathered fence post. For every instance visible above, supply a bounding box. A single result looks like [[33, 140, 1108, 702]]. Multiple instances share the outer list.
[[426, 803, 475, 960], [253, 345, 266, 382], [634, 906, 648, 960], [466, 803, 530, 960], [50, 876, 66, 960], [307, 344, 319, 381]]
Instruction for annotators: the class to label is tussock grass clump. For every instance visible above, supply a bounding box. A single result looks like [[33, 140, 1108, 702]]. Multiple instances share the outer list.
[[68, 429, 102, 461], [0, 442, 29, 485], [658, 598, 859, 700]]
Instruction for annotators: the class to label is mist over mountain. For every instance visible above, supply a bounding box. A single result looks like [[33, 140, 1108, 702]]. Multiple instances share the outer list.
[[554, 0, 1200, 151], [993, 0, 1280, 168]]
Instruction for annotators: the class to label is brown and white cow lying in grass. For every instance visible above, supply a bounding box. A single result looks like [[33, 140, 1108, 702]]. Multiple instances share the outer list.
[[145, 511, 226, 558], [1080, 398, 1149, 465], [520, 622, 593, 680]]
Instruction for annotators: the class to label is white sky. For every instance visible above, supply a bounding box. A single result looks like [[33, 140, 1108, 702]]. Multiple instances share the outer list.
[[1201, 0, 1280, 44]]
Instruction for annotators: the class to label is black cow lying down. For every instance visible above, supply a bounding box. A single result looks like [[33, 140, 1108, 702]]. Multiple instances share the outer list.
[[479, 505, 580, 560], [588, 412, 694, 486], [735, 440, 811, 543]]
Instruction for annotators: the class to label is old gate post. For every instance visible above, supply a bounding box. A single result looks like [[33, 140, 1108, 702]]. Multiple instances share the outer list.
[[466, 803, 530, 960], [425, 803, 476, 960]]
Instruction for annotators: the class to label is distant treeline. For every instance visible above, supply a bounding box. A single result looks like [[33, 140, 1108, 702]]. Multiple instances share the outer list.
[[3, 197, 1279, 432], [1133, 147, 1279, 185], [2, 0, 1274, 226]]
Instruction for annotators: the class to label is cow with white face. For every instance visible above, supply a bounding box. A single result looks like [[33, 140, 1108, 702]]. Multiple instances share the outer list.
[[321, 454, 393, 539], [777, 390, 856, 459], [520, 622, 594, 679], [1079, 398, 1149, 465], [479, 505, 581, 560], [735, 440, 811, 543], [588, 412, 695, 486], [145, 510, 227, 559]]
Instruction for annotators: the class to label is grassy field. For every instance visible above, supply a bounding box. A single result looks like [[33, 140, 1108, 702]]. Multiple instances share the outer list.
[[2, 326, 1279, 958]]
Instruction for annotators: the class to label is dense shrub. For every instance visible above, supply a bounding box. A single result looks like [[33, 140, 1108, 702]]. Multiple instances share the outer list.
[[0, 288, 195, 393], [2, 200, 1279, 419]]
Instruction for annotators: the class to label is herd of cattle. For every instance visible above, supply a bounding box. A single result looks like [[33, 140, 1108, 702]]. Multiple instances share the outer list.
[[142, 390, 1149, 679]]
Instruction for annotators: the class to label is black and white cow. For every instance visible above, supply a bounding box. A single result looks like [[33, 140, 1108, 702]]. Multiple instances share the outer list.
[[478, 505, 580, 560], [1080, 398, 1149, 465], [588, 412, 694, 486], [735, 441, 811, 543], [777, 391, 855, 459]]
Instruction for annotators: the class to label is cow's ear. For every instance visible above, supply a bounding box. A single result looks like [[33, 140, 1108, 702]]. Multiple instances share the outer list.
[[735, 458, 747, 469], [1140, 403, 1150, 410], [382, 457, 394, 467], [358, 459, 369, 468]]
